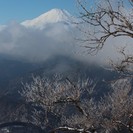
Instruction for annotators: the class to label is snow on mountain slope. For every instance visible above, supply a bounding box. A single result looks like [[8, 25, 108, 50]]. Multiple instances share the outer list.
[[21, 9, 78, 29]]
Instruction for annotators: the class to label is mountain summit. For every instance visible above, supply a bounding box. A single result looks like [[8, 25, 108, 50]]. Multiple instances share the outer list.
[[21, 9, 78, 29]]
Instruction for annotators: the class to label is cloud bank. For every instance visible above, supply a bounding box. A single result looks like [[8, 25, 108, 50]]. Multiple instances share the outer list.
[[0, 22, 80, 62], [0, 20, 132, 66]]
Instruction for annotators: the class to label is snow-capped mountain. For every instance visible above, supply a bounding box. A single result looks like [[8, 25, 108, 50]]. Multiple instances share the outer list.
[[21, 9, 78, 29], [0, 8, 82, 63]]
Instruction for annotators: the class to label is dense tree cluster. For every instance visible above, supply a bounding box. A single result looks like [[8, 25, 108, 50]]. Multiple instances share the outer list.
[[19, 76, 133, 133]]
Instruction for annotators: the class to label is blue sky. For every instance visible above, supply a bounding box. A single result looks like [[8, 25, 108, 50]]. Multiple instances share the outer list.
[[0, 0, 77, 24], [0, 0, 130, 24]]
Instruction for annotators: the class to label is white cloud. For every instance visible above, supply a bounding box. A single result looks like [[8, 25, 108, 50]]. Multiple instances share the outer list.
[[0, 19, 132, 66], [0, 22, 79, 62]]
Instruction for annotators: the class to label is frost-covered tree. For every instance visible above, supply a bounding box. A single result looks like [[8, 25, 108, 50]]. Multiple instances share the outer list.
[[19, 76, 133, 133]]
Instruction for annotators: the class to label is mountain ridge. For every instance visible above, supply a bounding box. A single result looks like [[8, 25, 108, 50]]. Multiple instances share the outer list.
[[21, 8, 78, 29]]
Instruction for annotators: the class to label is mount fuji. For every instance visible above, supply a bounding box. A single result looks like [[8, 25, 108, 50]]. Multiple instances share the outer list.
[[0, 8, 83, 63], [21, 9, 79, 30]]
